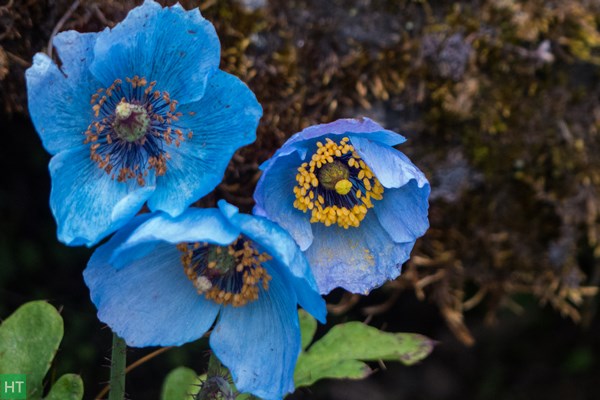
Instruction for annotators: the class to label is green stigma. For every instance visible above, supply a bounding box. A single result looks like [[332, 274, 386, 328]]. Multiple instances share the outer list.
[[318, 160, 351, 192], [112, 102, 150, 142], [207, 245, 236, 274]]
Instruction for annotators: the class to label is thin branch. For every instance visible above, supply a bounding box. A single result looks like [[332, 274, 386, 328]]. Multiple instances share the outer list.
[[47, 0, 81, 58]]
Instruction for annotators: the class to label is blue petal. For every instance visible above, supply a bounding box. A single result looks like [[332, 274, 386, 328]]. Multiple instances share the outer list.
[[147, 71, 261, 216], [374, 180, 430, 243], [110, 208, 240, 268], [210, 267, 299, 400], [304, 212, 415, 294], [217, 201, 326, 323], [253, 151, 314, 251], [49, 147, 155, 246], [90, 0, 219, 105], [90, 213, 154, 267], [259, 118, 405, 173], [350, 136, 429, 189], [26, 31, 100, 154], [84, 242, 219, 347]]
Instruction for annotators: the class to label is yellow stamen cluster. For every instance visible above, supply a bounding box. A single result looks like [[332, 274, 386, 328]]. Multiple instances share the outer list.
[[84, 76, 192, 186], [293, 137, 384, 229], [177, 238, 272, 308]]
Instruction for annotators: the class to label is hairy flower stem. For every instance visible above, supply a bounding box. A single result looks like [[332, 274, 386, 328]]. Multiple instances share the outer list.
[[196, 353, 236, 400], [108, 333, 127, 400]]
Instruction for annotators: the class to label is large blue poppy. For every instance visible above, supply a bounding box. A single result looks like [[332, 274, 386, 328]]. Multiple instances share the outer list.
[[83, 201, 326, 400], [254, 118, 430, 294], [26, 0, 261, 246]]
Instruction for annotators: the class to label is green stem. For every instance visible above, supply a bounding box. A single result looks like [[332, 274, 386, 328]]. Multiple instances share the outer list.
[[108, 333, 127, 400]]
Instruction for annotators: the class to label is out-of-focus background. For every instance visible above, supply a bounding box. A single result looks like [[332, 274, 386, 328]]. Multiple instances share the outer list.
[[2, 0, 600, 398]]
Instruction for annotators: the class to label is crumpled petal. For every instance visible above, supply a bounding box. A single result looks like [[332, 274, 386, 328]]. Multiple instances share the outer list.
[[350, 136, 430, 243], [26, 31, 100, 154], [49, 147, 155, 246], [218, 201, 326, 323], [210, 266, 299, 400], [109, 208, 240, 269], [90, 0, 220, 105], [374, 180, 430, 244], [304, 211, 415, 294], [148, 70, 261, 216], [84, 241, 219, 347], [259, 117, 405, 173], [350, 135, 429, 189]]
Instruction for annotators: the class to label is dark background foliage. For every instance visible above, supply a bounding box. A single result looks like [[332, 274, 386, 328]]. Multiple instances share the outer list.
[[1, 0, 600, 399]]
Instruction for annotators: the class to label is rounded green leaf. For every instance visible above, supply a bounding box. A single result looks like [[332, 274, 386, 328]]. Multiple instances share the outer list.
[[161, 367, 202, 400], [0, 301, 63, 399], [298, 310, 317, 350], [44, 374, 84, 400]]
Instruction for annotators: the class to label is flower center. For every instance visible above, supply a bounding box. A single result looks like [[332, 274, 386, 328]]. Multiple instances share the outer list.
[[177, 236, 272, 307], [112, 102, 150, 142], [84, 76, 193, 186], [293, 136, 384, 229], [317, 161, 350, 193]]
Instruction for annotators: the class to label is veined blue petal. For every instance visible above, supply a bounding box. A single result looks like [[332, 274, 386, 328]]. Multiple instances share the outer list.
[[374, 180, 430, 244], [90, 213, 154, 268], [147, 71, 261, 216], [305, 212, 415, 294], [110, 208, 240, 268], [259, 118, 405, 173], [217, 201, 326, 323], [253, 151, 314, 251], [210, 267, 299, 400], [49, 147, 155, 246], [350, 135, 429, 189], [90, 0, 220, 105], [84, 242, 219, 347], [26, 31, 100, 154]]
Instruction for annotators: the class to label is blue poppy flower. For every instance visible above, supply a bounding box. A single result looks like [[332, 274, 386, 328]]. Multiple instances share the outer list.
[[254, 118, 430, 294], [83, 200, 326, 400], [26, 0, 261, 246]]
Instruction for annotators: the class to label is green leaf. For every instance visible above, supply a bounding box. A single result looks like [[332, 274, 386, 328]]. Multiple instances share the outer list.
[[299, 310, 317, 350], [161, 367, 203, 400], [44, 374, 84, 400], [294, 321, 435, 388], [0, 301, 64, 399]]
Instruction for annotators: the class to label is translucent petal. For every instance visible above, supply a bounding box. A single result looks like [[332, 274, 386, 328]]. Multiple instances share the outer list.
[[148, 71, 261, 216], [49, 147, 155, 246], [26, 31, 100, 154], [90, 0, 220, 105], [351, 135, 429, 189], [217, 201, 326, 323], [110, 208, 240, 268], [305, 212, 415, 294], [259, 117, 405, 173], [84, 242, 219, 346], [374, 180, 430, 243], [253, 151, 314, 251], [210, 267, 299, 399]]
